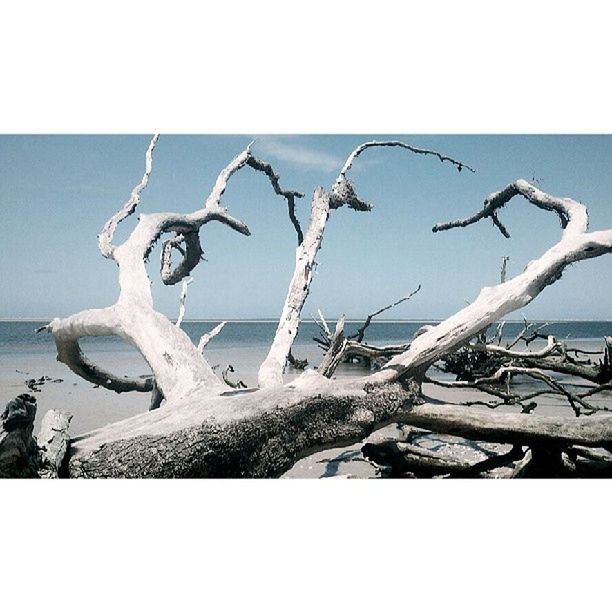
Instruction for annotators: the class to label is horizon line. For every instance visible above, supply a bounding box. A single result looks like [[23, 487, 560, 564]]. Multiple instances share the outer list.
[[2, 317, 612, 324]]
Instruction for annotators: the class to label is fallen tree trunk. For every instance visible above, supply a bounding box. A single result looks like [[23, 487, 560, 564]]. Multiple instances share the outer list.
[[63, 375, 612, 478], [67, 375, 419, 478], [4, 370, 612, 478]]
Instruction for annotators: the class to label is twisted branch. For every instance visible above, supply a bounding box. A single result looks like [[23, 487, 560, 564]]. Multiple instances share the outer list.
[[433, 179, 588, 237], [330, 141, 475, 211], [246, 155, 305, 244], [369, 180, 612, 386]]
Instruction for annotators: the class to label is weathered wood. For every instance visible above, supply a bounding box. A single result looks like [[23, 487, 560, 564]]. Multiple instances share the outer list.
[[37, 409, 72, 478], [258, 188, 331, 388], [371, 181, 612, 385], [398, 403, 612, 447], [68, 376, 419, 478], [319, 316, 348, 378], [362, 440, 471, 477], [197, 321, 226, 352], [49, 138, 305, 402], [0, 394, 39, 478]]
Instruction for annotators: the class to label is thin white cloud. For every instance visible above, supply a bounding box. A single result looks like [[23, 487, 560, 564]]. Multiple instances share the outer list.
[[255, 137, 343, 173]]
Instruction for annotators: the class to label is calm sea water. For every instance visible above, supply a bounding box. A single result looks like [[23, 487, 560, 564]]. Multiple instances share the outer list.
[[2, 319, 612, 354]]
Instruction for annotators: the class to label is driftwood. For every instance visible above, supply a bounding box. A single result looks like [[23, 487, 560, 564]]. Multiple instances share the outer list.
[[221, 365, 247, 390], [10, 136, 612, 478], [287, 349, 308, 370], [37, 409, 72, 478], [0, 395, 71, 478], [430, 322, 612, 416], [319, 316, 348, 378], [313, 288, 422, 371], [0, 394, 39, 477]]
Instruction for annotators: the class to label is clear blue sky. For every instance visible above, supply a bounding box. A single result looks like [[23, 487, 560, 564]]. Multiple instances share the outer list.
[[1, 135, 611, 321]]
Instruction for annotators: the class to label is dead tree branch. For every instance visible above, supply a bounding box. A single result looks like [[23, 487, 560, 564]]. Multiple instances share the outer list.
[[197, 321, 227, 352], [246, 155, 305, 244], [222, 365, 247, 389], [349, 285, 421, 343], [319, 316, 348, 378], [175, 277, 193, 328], [369, 180, 612, 386], [312, 289, 422, 373], [98, 134, 159, 259], [258, 142, 472, 388], [48, 137, 308, 403]]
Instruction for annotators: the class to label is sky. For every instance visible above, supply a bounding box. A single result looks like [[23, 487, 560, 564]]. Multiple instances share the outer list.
[[1, 134, 612, 321]]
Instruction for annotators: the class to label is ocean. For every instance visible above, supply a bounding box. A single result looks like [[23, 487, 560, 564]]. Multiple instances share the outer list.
[[1, 319, 611, 436]]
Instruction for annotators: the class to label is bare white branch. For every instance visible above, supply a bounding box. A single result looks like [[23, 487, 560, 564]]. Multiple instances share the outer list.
[[258, 188, 331, 388], [99, 134, 159, 259], [317, 309, 331, 337], [370, 181, 612, 385], [198, 321, 227, 352], [258, 142, 475, 388], [176, 277, 194, 328], [472, 335, 560, 359]]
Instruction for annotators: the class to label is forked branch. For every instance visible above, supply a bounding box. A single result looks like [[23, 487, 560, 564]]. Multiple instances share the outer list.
[[432, 179, 588, 238], [259, 142, 473, 388]]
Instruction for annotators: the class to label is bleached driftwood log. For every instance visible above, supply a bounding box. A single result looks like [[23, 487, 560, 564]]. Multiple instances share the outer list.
[[26, 137, 612, 479], [63, 382, 612, 477], [369, 180, 612, 385], [37, 409, 72, 478], [44, 138, 305, 405]]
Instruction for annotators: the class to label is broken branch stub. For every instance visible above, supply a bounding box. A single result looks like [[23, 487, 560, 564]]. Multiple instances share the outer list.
[[319, 316, 348, 378]]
